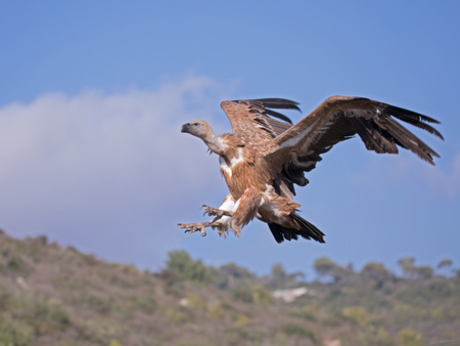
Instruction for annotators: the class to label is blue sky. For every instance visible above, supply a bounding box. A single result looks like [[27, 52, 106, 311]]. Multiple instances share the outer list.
[[0, 1, 459, 278]]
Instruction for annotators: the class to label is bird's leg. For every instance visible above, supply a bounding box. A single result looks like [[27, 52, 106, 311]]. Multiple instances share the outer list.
[[230, 187, 263, 237], [201, 205, 232, 218], [179, 205, 233, 237], [179, 194, 236, 238]]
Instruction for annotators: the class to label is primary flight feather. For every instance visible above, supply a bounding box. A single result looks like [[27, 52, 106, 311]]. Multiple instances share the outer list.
[[179, 96, 442, 243]]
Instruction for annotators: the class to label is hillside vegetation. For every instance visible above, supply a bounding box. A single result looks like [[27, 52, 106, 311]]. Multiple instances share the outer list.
[[0, 230, 459, 346]]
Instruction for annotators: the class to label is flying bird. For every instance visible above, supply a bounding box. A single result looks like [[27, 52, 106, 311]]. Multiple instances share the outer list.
[[179, 96, 443, 243]]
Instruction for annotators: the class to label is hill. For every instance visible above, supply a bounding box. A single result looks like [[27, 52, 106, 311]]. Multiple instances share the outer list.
[[0, 230, 459, 346]]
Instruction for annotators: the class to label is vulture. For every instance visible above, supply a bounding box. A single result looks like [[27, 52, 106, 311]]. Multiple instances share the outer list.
[[179, 96, 443, 243]]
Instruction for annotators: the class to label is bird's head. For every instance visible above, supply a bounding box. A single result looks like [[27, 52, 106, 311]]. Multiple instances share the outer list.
[[180, 120, 212, 139]]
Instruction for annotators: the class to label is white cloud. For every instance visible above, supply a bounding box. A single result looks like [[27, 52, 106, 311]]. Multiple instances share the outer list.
[[0, 75, 232, 267]]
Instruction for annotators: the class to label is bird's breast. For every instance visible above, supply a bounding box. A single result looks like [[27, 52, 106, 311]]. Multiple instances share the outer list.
[[219, 150, 254, 198], [219, 153, 271, 201]]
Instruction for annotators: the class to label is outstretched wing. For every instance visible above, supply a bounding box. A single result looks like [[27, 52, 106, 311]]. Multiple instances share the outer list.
[[263, 95, 443, 181], [220, 98, 299, 145]]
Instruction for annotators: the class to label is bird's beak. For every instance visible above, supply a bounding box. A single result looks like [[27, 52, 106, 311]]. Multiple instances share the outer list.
[[181, 123, 190, 133]]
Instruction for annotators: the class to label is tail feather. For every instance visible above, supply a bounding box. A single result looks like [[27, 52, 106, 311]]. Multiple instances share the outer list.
[[268, 213, 325, 244]]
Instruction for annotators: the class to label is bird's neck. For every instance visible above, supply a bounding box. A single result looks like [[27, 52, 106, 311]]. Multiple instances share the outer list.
[[202, 132, 225, 156]]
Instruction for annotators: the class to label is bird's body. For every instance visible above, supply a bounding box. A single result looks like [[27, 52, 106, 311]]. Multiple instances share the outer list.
[[179, 96, 442, 243], [214, 133, 321, 242]]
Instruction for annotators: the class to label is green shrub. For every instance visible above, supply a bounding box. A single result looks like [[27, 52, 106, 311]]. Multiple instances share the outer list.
[[0, 241, 31, 276], [231, 285, 273, 304], [33, 298, 72, 331], [294, 310, 316, 322], [0, 288, 10, 311], [398, 328, 424, 346], [128, 294, 157, 314], [342, 306, 370, 326], [165, 251, 214, 284], [74, 319, 116, 344], [283, 323, 316, 341], [0, 313, 33, 346], [251, 285, 273, 304], [233, 314, 251, 327], [80, 292, 113, 315], [108, 339, 122, 346], [164, 308, 186, 323], [358, 327, 395, 346], [184, 294, 205, 309], [231, 286, 254, 303], [207, 303, 224, 320]]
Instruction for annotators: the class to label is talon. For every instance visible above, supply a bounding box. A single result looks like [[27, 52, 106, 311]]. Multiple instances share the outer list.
[[178, 218, 216, 238]]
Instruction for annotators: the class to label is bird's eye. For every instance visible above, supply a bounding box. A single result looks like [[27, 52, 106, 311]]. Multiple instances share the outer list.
[[193, 123, 200, 127]]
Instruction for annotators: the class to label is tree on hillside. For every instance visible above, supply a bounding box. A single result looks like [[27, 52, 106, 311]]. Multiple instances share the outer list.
[[215, 263, 257, 289], [314, 257, 351, 283], [437, 258, 453, 276], [398, 257, 416, 279], [262, 263, 305, 289], [437, 259, 452, 269], [360, 262, 394, 289], [164, 250, 214, 284], [398, 257, 434, 280], [414, 266, 433, 279], [271, 263, 287, 280]]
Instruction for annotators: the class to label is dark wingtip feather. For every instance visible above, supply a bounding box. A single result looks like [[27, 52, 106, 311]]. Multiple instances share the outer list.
[[254, 98, 301, 112], [232, 98, 300, 124], [265, 109, 293, 124], [234, 98, 301, 112], [387, 105, 441, 124], [385, 105, 444, 140]]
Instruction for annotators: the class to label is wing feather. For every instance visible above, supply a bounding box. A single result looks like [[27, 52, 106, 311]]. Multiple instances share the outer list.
[[385, 105, 444, 140], [220, 98, 298, 144], [246, 98, 300, 111], [348, 117, 398, 154], [373, 115, 440, 162], [263, 96, 442, 183]]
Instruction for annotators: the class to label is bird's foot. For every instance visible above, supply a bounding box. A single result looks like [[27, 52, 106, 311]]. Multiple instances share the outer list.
[[178, 222, 209, 236], [201, 205, 232, 219]]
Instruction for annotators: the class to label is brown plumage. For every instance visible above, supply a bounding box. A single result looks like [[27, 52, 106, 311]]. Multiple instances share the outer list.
[[178, 96, 443, 243]]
